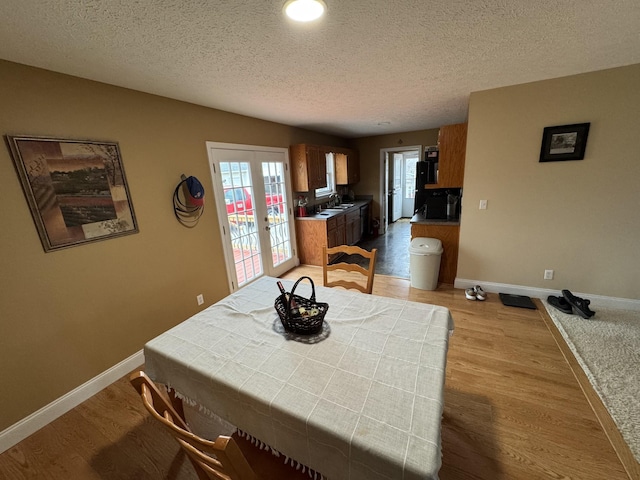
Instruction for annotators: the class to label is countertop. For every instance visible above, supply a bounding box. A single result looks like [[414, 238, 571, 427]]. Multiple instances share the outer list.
[[410, 212, 460, 226], [295, 200, 370, 220]]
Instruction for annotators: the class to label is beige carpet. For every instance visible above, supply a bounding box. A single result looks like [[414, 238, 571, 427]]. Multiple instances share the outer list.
[[543, 300, 640, 463]]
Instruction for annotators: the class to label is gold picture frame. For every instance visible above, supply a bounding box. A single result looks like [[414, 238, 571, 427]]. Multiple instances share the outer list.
[[6, 135, 138, 252]]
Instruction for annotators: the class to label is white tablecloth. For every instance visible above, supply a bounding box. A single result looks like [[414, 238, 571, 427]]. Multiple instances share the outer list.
[[144, 276, 454, 480]]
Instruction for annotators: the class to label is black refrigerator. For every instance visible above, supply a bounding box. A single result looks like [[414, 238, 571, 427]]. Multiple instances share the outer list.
[[414, 152, 438, 213]]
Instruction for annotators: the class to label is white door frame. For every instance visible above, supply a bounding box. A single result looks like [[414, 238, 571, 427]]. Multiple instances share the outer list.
[[206, 142, 299, 292], [379, 145, 422, 234]]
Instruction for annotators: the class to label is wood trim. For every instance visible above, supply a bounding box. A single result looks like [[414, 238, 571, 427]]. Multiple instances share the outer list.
[[539, 303, 640, 480]]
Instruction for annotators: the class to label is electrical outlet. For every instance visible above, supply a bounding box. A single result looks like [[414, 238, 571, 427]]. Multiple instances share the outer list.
[[197, 294, 204, 305], [544, 270, 554, 280], [479, 199, 488, 210]]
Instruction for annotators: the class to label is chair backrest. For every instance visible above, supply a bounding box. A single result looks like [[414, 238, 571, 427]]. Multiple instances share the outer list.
[[322, 245, 377, 294], [129, 371, 257, 480]]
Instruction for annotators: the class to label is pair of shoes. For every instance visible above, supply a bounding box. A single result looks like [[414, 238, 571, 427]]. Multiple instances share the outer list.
[[547, 295, 573, 314], [465, 285, 487, 301], [562, 289, 596, 319]]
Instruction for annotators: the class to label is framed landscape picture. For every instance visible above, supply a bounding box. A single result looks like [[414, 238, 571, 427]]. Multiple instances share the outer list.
[[6, 135, 138, 252], [539, 123, 590, 162]]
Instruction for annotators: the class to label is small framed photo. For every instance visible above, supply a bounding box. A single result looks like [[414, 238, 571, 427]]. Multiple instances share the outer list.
[[539, 123, 590, 162], [6, 135, 138, 252]]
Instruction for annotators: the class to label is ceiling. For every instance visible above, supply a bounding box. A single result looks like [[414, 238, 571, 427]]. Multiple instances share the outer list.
[[1, 1, 639, 138]]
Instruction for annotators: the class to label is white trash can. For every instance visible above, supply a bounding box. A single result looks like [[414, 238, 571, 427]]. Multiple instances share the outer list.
[[409, 237, 443, 290]]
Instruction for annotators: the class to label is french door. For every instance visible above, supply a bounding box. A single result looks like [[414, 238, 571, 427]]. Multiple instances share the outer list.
[[207, 143, 298, 291]]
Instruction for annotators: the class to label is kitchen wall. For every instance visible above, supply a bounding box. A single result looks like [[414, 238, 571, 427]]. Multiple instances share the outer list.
[[0, 60, 344, 431], [459, 63, 640, 300], [350, 129, 440, 219]]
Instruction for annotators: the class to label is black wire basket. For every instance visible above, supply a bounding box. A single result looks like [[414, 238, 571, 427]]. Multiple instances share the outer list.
[[274, 276, 329, 335]]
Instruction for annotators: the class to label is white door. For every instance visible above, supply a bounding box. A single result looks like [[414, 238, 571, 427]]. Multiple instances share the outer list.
[[402, 153, 419, 217], [379, 145, 422, 235], [391, 153, 403, 222], [207, 143, 298, 291]]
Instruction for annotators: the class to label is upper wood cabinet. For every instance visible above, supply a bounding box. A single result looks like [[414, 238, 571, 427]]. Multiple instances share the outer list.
[[335, 148, 360, 185], [435, 122, 467, 188], [290, 144, 360, 191], [289, 144, 327, 192]]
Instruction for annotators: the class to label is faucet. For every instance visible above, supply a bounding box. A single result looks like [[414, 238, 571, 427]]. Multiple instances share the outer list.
[[329, 193, 339, 207]]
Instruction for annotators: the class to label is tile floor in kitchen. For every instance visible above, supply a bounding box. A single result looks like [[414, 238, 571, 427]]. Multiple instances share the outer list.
[[345, 217, 411, 279]]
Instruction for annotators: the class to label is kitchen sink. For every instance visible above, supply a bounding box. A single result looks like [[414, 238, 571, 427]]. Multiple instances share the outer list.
[[325, 203, 355, 211]]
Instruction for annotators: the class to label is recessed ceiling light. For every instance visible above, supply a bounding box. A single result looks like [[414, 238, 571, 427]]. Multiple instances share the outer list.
[[377, 121, 391, 126], [283, 0, 327, 22]]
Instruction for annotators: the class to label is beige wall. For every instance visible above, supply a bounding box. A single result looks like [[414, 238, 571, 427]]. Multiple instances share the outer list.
[[0, 60, 345, 430], [350, 129, 440, 218], [459, 64, 640, 300]]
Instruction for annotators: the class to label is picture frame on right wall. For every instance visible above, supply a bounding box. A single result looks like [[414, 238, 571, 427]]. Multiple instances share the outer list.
[[539, 122, 590, 162]]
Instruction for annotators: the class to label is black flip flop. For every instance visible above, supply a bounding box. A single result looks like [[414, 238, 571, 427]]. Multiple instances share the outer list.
[[547, 295, 573, 314], [562, 289, 595, 319]]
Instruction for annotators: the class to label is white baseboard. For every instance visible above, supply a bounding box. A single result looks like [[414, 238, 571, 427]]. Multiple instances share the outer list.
[[455, 278, 640, 311], [0, 349, 144, 454]]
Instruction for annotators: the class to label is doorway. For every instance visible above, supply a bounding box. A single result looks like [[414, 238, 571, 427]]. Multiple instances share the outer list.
[[207, 143, 298, 292], [380, 146, 421, 233]]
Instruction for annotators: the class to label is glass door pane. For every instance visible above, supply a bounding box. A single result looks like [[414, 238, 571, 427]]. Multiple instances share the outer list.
[[403, 153, 419, 217], [220, 161, 263, 286], [262, 161, 292, 269], [391, 153, 403, 222]]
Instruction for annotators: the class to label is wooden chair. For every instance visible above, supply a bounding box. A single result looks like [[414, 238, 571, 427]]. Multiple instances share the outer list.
[[129, 371, 311, 480], [322, 245, 377, 294]]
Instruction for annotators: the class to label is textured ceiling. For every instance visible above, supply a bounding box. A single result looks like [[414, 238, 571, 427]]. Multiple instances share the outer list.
[[1, 1, 640, 138]]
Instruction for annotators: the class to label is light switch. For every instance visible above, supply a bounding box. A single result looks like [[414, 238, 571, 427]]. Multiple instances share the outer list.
[[479, 199, 488, 210]]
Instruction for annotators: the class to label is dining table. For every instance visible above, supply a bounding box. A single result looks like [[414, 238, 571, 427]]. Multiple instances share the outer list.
[[144, 275, 454, 480]]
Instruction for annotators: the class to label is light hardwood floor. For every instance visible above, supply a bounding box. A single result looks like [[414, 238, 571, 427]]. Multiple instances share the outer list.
[[1, 266, 636, 479]]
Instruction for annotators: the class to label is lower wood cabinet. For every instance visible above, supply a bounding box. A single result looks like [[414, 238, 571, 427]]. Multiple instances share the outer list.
[[295, 207, 364, 266], [410, 224, 460, 285], [295, 217, 345, 266], [327, 215, 346, 263], [345, 209, 361, 245]]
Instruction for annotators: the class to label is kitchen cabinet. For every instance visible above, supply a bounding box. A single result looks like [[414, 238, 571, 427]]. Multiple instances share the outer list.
[[327, 215, 346, 247], [410, 223, 460, 284], [296, 214, 346, 266], [345, 209, 361, 245], [335, 148, 360, 185], [328, 215, 346, 262], [289, 144, 327, 192], [295, 202, 368, 266], [430, 122, 467, 188]]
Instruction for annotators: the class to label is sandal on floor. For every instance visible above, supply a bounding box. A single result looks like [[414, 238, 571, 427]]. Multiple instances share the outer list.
[[547, 295, 573, 314], [562, 289, 595, 319], [466, 286, 487, 301]]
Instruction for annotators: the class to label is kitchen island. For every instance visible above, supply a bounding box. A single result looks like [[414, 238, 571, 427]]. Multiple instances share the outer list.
[[410, 212, 460, 285]]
